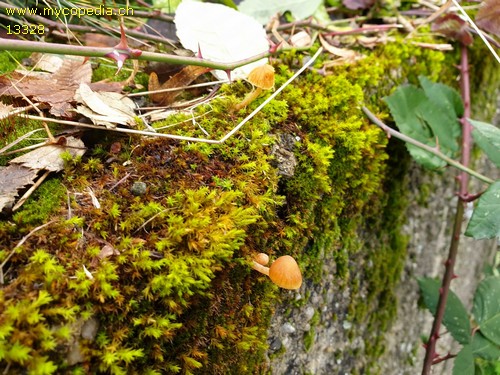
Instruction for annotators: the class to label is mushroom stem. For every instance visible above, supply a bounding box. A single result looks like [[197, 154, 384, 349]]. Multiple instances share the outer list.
[[233, 87, 263, 111], [251, 260, 270, 276]]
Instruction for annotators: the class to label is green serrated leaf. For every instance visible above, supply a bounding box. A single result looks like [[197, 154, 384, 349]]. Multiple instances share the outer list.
[[419, 76, 464, 118], [238, 0, 323, 24], [470, 119, 500, 167], [384, 85, 445, 169], [465, 181, 500, 239], [419, 76, 463, 151], [383, 78, 462, 170], [418, 277, 471, 344], [473, 276, 500, 345], [471, 332, 500, 360], [452, 345, 475, 375]]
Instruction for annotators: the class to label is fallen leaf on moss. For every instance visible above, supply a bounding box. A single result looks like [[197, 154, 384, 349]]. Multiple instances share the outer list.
[[0, 165, 38, 212], [28, 53, 65, 73], [98, 245, 120, 259], [0, 57, 90, 117], [10, 136, 85, 171], [319, 34, 362, 59], [0, 101, 14, 119], [148, 65, 212, 106], [476, 0, 500, 36], [0, 56, 124, 117], [431, 14, 473, 46], [0, 136, 86, 212], [75, 83, 137, 127]]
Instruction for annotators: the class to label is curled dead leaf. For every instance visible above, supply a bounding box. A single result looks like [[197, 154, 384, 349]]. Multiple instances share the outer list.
[[98, 245, 120, 259], [75, 83, 137, 127], [476, 0, 500, 36], [319, 34, 361, 59], [148, 65, 212, 106]]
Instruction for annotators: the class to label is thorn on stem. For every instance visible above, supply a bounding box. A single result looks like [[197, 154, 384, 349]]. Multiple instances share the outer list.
[[105, 17, 142, 74], [268, 40, 282, 54]]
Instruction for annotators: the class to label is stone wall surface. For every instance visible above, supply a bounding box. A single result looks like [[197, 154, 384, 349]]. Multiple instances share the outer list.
[[267, 62, 500, 375], [267, 155, 499, 375]]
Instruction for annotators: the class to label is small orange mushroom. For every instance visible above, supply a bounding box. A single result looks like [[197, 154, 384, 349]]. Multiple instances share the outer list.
[[251, 254, 302, 290], [254, 252, 270, 266], [233, 64, 275, 111]]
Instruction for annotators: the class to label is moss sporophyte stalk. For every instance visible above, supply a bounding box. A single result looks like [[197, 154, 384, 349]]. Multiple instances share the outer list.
[[0, 38, 451, 374]]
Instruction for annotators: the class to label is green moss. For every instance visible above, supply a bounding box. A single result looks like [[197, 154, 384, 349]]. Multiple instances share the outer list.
[[0, 36, 457, 374], [11, 178, 66, 227], [469, 44, 500, 122], [0, 51, 30, 74], [303, 310, 320, 351]]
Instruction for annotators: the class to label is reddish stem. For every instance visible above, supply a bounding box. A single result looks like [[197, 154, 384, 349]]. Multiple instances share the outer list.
[[421, 45, 472, 375], [432, 352, 457, 365], [459, 46, 472, 198]]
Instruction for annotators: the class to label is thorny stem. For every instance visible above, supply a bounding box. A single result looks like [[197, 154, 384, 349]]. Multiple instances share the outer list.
[[421, 199, 464, 375], [0, 37, 270, 71], [0, 0, 177, 46], [421, 45, 473, 375], [459, 46, 472, 200], [360, 106, 493, 184]]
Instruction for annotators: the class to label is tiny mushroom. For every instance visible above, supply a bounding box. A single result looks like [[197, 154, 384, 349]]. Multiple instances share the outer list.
[[254, 252, 269, 266], [251, 254, 302, 290], [233, 64, 275, 111]]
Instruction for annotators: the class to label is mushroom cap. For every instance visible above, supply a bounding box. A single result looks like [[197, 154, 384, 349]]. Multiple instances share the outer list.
[[247, 64, 275, 90], [254, 253, 270, 266], [268, 255, 302, 290]]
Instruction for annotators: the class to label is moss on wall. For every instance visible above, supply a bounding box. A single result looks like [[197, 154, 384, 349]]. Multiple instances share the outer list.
[[0, 36, 455, 374]]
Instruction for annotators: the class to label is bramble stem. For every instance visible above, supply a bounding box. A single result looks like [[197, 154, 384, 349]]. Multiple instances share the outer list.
[[421, 44, 473, 375], [0, 38, 269, 71], [421, 199, 464, 375]]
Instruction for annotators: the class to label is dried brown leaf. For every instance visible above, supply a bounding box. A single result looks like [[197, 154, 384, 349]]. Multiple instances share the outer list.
[[0, 165, 38, 212], [29, 54, 64, 73], [0, 57, 122, 118], [10, 136, 86, 172], [75, 106, 116, 128], [148, 65, 211, 106], [52, 56, 92, 87], [75, 84, 137, 127], [98, 245, 120, 259], [0, 102, 14, 119], [476, 0, 500, 36], [431, 14, 473, 45], [290, 31, 312, 47], [357, 34, 396, 48], [0, 57, 92, 117], [319, 34, 362, 59]]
